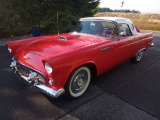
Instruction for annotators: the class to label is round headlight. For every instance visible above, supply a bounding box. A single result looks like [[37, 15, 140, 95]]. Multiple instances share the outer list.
[[45, 62, 52, 74], [8, 47, 12, 53]]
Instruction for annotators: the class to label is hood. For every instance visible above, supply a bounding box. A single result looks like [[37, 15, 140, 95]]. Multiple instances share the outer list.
[[20, 33, 102, 58]]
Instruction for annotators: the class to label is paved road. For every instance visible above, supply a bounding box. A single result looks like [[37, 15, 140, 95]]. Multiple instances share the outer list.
[[0, 36, 160, 120]]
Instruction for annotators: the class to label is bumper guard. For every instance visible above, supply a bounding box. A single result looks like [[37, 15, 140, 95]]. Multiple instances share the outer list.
[[10, 60, 65, 98]]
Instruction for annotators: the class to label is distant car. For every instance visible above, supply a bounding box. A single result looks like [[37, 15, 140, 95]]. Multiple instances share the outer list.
[[6, 17, 154, 99]]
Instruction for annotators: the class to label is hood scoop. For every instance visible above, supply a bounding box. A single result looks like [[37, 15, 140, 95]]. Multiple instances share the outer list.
[[57, 33, 81, 41], [58, 36, 67, 40]]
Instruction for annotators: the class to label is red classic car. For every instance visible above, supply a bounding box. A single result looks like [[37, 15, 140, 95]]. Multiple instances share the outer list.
[[6, 17, 154, 99]]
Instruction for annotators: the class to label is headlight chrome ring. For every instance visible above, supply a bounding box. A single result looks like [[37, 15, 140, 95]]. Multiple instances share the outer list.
[[45, 62, 52, 74]]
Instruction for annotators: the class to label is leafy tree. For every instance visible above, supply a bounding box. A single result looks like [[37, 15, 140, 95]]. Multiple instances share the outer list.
[[0, 0, 99, 38]]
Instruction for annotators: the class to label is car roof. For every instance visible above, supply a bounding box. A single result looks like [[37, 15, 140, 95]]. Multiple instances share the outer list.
[[80, 17, 138, 35], [80, 17, 132, 24]]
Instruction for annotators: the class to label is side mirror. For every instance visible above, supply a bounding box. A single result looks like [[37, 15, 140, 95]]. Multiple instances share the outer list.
[[120, 31, 127, 36]]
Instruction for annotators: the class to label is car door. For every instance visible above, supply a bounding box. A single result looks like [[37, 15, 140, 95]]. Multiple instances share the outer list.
[[114, 23, 139, 64], [95, 21, 120, 74]]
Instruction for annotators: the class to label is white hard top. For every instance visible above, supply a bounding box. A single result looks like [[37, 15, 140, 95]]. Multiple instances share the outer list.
[[80, 17, 138, 35], [80, 17, 131, 24]]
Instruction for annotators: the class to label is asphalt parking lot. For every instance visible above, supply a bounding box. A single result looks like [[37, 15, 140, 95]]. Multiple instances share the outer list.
[[0, 35, 160, 120]]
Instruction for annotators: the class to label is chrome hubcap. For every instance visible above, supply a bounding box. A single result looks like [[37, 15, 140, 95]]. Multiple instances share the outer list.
[[71, 70, 88, 94], [136, 51, 143, 61]]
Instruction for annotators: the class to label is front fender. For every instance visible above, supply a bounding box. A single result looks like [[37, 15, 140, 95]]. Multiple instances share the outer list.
[[47, 54, 98, 90]]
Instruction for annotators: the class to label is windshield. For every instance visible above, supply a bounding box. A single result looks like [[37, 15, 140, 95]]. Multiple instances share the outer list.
[[78, 21, 118, 38]]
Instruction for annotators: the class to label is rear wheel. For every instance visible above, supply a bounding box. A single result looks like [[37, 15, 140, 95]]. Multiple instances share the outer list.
[[64, 66, 91, 99], [130, 50, 144, 63]]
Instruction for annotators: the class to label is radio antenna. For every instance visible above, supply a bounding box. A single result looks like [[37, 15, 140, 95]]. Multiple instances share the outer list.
[[57, 11, 60, 37]]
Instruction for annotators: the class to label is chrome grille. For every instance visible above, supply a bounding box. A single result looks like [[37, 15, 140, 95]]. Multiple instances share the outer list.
[[17, 62, 31, 75], [16, 61, 46, 83]]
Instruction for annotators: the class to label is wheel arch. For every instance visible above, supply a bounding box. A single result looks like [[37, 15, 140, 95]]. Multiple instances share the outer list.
[[65, 62, 98, 85], [64, 62, 97, 99], [84, 63, 97, 81]]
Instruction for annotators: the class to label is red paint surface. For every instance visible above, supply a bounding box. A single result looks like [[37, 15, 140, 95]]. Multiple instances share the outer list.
[[6, 32, 153, 90]]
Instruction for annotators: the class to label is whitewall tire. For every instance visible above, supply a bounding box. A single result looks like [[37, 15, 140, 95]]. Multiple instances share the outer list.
[[65, 66, 91, 99]]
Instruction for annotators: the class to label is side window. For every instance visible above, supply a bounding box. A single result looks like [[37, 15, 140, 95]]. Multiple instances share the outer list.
[[90, 21, 103, 34], [101, 22, 116, 30], [101, 22, 118, 38], [118, 23, 132, 36]]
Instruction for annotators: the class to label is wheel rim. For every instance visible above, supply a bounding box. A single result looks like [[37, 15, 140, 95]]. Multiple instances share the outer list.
[[69, 67, 91, 97], [136, 51, 143, 61]]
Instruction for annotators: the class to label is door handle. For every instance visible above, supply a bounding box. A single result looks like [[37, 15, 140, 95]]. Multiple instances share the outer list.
[[101, 47, 111, 52]]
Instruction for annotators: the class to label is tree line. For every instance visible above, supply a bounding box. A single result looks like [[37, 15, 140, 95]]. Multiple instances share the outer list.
[[0, 0, 99, 38], [98, 7, 140, 13]]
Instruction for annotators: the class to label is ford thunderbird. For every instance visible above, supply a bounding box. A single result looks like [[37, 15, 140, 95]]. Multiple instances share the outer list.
[[6, 17, 154, 99]]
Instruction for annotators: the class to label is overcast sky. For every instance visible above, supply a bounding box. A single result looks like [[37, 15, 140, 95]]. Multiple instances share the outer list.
[[99, 0, 160, 13]]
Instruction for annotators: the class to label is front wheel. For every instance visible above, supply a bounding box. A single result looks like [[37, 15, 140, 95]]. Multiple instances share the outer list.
[[64, 66, 91, 99], [130, 50, 144, 63]]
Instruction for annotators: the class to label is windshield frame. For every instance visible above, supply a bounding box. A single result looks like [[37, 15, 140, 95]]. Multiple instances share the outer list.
[[77, 20, 118, 38]]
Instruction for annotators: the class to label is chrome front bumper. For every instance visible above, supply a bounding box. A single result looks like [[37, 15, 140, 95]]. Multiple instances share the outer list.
[[10, 60, 65, 98]]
